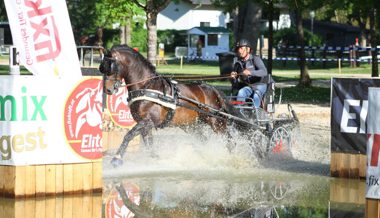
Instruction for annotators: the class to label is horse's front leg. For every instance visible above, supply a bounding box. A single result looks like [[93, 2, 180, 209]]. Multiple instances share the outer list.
[[111, 119, 154, 167], [141, 127, 158, 158]]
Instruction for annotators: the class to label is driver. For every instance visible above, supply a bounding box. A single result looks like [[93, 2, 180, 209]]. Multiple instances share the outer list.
[[230, 38, 269, 108]]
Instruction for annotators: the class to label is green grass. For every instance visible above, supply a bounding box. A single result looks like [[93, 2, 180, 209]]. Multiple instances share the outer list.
[[0, 65, 31, 75], [278, 86, 331, 104], [156, 60, 374, 104], [157, 59, 372, 79], [158, 60, 220, 75], [0, 57, 373, 104]]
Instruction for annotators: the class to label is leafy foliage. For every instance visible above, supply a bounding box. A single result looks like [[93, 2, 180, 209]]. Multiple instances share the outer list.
[[273, 27, 323, 46], [131, 22, 147, 52], [157, 29, 187, 53], [103, 29, 121, 49], [67, 0, 143, 43], [0, 2, 8, 21], [67, 0, 98, 42]]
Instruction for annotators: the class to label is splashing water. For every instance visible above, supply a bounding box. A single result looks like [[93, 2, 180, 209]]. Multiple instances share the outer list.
[[103, 124, 268, 177], [103, 115, 330, 179]]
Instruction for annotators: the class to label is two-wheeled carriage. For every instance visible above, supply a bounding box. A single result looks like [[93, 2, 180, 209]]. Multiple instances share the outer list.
[[100, 45, 299, 167], [176, 79, 299, 158]]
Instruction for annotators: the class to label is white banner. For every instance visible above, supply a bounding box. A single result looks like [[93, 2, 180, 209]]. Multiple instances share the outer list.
[[366, 87, 380, 199], [0, 76, 102, 165], [4, 0, 81, 78]]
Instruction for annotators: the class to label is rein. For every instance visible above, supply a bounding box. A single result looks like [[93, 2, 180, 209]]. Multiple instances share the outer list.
[[122, 75, 161, 88], [171, 75, 231, 81], [108, 74, 231, 89]]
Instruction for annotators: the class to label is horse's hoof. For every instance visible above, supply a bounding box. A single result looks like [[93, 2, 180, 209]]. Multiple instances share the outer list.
[[111, 157, 123, 168]]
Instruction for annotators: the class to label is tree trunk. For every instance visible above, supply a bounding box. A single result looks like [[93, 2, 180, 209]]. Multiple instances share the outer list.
[[126, 20, 131, 45], [140, 0, 171, 65], [120, 19, 132, 45], [359, 25, 367, 47], [95, 27, 103, 47], [267, 0, 273, 75], [370, 8, 378, 77], [235, 1, 262, 54], [295, 9, 311, 87], [146, 12, 158, 65], [232, 8, 239, 43]]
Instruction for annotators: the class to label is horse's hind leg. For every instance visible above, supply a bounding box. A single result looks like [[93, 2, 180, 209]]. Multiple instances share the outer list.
[[111, 119, 154, 167], [141, 128, 153, 146]]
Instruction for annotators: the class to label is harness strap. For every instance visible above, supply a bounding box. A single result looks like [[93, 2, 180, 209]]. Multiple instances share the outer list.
[[128, 89, 177, 110], [127, 80, 178, 128], [177, 94, 262, 129], [157, 79, 179, 128]]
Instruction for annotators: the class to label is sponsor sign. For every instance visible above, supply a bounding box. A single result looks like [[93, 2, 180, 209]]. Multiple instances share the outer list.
[[64, 79, 103, 160], [331, 78, 380, 154], [106, 86, 135, 127], [366, 88, 380, 199], [4, 0, 81, 78], [0, 76, 102, 165], [105, 182, 140, 218]]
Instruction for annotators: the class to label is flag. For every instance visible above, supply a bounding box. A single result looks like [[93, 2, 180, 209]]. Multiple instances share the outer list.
[[4, 0, 82, 78], [366, 87, 380, 199]]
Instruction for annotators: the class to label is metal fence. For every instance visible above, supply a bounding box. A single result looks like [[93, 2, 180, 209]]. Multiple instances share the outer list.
[[77, 45, 104, 67], [273, 45, 380, 66], [0, 45, 104, 67]]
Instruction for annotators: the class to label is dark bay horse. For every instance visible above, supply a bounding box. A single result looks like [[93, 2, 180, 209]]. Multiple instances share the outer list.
[[99, 45, 236, 167]]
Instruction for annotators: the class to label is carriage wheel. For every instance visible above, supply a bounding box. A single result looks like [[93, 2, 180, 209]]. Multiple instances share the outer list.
[[269, 181, 291, 200], [268, 126, 292, 157]]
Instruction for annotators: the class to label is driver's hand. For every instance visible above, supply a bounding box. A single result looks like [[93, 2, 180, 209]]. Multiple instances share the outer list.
[[230, 71, 237, 78], [242, 69, 251, 76]]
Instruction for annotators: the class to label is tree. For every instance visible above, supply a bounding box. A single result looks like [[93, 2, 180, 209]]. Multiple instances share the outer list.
[[235, 1, 263, 54], [132, 0, 172, 64], [0, 2, 8, 22], [214, 0, 263, 54], [325, 0, 378, 76], [67, 0, 98, 42], [369, 7, 378, 77], [67, 0, 143, 48], [264, 0, 275, 75], [283, 0, 311, 87], [94, 0, 143, 48]]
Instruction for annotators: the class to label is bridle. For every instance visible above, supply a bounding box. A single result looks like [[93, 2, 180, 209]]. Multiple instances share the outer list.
[[101, 56, 122, 94]]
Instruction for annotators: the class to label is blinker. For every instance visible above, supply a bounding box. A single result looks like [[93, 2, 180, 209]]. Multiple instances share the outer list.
[[100, 56, 118, 76]]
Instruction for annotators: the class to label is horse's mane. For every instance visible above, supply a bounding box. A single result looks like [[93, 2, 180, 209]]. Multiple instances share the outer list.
[[110, 44, 157, 75]]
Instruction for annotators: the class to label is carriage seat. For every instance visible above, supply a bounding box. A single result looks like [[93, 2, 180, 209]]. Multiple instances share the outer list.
[[230, 81, 275, 114], [261, 81, 276, 113]]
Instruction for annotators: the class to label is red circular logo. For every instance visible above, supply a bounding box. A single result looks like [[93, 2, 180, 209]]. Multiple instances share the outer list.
[[64, 78, 103, 160], [105, 182, 140, 218], [106, 86, 135, 127]]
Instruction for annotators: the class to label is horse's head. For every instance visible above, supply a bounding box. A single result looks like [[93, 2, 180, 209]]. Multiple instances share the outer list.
[[99, 50, 122, 95], [99, 45, 157, 94]]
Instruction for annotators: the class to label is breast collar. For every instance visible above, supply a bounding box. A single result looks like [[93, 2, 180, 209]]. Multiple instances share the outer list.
[[127, 77, 178, 128]]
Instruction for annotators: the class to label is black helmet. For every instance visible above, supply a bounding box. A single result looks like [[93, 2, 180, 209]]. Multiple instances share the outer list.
[[235, 38, 252, 50]]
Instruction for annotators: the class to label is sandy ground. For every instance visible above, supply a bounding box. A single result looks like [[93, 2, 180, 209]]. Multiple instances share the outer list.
[[277, 103, 331, 163]]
